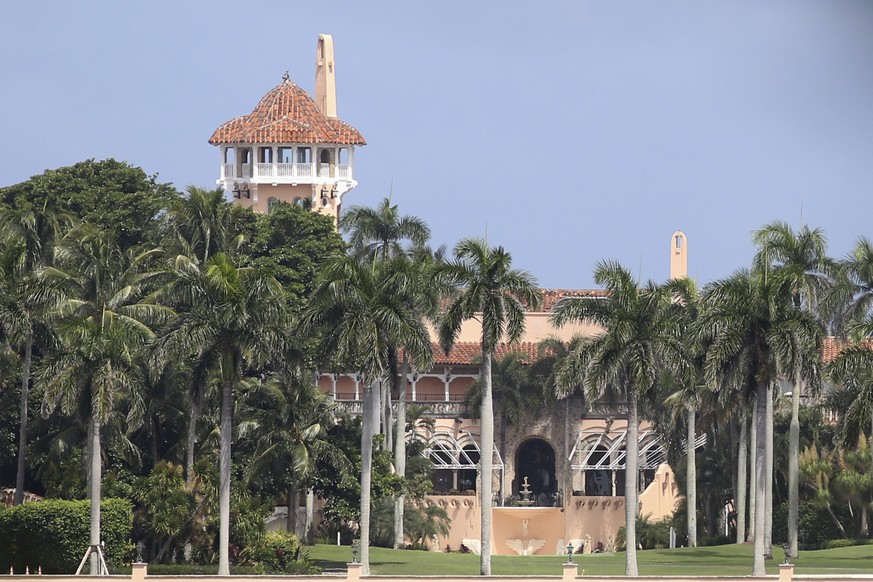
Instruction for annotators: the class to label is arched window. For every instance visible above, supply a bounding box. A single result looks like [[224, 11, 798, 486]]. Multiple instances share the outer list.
[[267, 197, 280, 214]]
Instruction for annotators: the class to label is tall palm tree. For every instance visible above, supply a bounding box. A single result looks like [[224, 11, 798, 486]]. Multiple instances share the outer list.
[[551, 262, 684, 576], [836, 236, 873, 338], [40, 226, 165, 574], [437, 238, 541, 575], [151, 252, 289, 575], [160, 186, 245, 485], [339, 199, 436, 549], [753, 220, 833, 556], [694, 269, 822, 575], [339, 197, 431, 264], [302, 254, 433, 574], [0, 202, 71, 505], [463, 352, 536, 503]]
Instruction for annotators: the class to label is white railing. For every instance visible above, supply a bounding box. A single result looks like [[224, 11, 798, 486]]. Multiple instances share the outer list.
[[223, 162, 350, 182], [276, 163, 295, 177]]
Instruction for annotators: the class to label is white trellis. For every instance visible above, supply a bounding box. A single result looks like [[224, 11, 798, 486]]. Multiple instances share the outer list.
[[421, 431, 504, 470], [569, 429, 707, 470]]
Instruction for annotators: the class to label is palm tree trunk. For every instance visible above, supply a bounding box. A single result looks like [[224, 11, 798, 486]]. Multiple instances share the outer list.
[[764, 383, 774, 558], [479, 351, 494, 576], [736, 404, 747, 544], [186, 388, 204, 486], [218, 379, 232, 576], [753, 382, 767, 576], [89, 415, 102, 575], [359, 378, 379, 575], [749, 408, 757, 543], [305, 489, 315, 544], [625, 394, 640, 576], [393, 359, 409, 549], [14, 333, 33, 506], [687, 405, 697, 548], [287, 486, 298, 534], [788, 375, 801, 557]]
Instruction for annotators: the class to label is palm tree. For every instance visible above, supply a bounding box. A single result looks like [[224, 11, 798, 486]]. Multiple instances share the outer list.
[[694, 269, 822, 575], [302, 254, 433, 574], [339, 200, 436, 549], [463, 352, 536, 504], [242, 375, 352, 536], [836, 236, 873, 337], [0, 202, 71, 505], [40, 226, 165, 574], [437, 238, 541, 575], [753, 220, 833, 556], [339, 197, 430, 264], [160, 186, 245, 485], [551, 261, 684, 576], [151, 252, 289, 575]]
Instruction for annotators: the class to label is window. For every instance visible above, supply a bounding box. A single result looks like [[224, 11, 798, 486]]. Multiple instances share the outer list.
[[258, 147, 273, 163], [278, 147, 293, 163], [296, 147, 311, 163]]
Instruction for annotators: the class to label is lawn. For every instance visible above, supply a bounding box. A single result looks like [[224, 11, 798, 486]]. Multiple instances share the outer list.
[[307, 543, 873, 576]]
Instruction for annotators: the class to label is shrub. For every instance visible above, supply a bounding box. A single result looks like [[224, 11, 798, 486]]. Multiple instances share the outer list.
[[772, 501, 856, 548], [249, 530, 320, 574], [616, 514, 671, 550], [0, 498, 134, 573], [820, 538, 873, 550]]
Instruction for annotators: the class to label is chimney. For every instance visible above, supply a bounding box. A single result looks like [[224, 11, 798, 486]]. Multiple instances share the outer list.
[[670, 230, 688, 280], [315, 34, 337, 118]]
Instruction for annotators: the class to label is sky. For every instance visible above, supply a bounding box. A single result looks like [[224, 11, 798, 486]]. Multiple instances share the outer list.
[[2, 1, 871, 289]]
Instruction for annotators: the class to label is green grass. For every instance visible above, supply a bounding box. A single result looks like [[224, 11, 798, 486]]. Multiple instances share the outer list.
[[308, 543, 873, 576]]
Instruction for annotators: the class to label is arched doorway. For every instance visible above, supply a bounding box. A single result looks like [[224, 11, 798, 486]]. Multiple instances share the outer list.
[[514, 438, 556, 498]]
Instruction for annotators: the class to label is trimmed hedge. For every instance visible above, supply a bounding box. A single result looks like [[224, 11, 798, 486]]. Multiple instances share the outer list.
[[0, 498, 134, 574]]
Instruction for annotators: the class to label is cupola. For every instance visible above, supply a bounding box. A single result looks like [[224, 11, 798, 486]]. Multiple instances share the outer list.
[[208, 34, 365, 220]]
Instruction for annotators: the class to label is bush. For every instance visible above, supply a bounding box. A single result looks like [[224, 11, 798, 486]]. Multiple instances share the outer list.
[[616, 514, 671, 550], [772, 501, 856, 548], [0, 498, 134, 573], [820, 538, 873, 550], [145, 564, 261, 575], [249, 530, 320, 574]]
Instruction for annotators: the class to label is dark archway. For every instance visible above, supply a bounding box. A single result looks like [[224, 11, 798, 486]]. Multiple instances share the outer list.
[[514, 438, 556, 496]]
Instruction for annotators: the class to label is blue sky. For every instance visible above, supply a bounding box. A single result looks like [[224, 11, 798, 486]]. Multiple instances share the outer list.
[[2, 1, 871, 288]]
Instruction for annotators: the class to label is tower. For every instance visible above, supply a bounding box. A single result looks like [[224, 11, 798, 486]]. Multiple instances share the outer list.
[[208, 34, 365, 221], [670, 230, 688, 279]]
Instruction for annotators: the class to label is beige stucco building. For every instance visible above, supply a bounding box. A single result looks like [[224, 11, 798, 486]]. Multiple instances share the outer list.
[[212, 35, 684, 556]]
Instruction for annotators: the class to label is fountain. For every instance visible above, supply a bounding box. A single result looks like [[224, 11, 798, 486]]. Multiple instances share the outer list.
[[517, 476, 535, 507]]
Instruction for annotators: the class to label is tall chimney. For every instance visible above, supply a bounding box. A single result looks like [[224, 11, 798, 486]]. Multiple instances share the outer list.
[[670, 230, 688, 280], [315, 34, 337, 118]]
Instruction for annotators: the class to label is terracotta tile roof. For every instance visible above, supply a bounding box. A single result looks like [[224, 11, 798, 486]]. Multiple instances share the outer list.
[[822, 337, 873, 362], [209, 77, 365, 146], [541, 289, 608, 312], [433, 341, 546, 365]]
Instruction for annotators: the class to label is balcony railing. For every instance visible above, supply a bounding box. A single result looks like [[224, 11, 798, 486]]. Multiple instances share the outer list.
[[222, 163, 352, 182]]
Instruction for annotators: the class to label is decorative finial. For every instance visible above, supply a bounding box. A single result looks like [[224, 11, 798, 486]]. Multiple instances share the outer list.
[[282, 70, 290, 82]]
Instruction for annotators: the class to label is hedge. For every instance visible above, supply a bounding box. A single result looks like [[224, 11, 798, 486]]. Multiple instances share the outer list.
[[0, 498, 134, 574]]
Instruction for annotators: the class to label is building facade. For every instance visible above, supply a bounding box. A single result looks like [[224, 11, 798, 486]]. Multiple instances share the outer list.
[[212, 35, 681, 555]]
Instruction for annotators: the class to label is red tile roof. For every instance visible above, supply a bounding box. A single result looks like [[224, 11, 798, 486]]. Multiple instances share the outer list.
[[433, 337, 871, 367], [541, 289, 608, 312], [822, 337, 873, 362], [433, 341, 547, 365], [209, 76, 366, 146]]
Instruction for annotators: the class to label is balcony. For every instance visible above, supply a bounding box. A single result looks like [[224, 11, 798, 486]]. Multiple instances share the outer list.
[[221, 162, 352, 183]]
